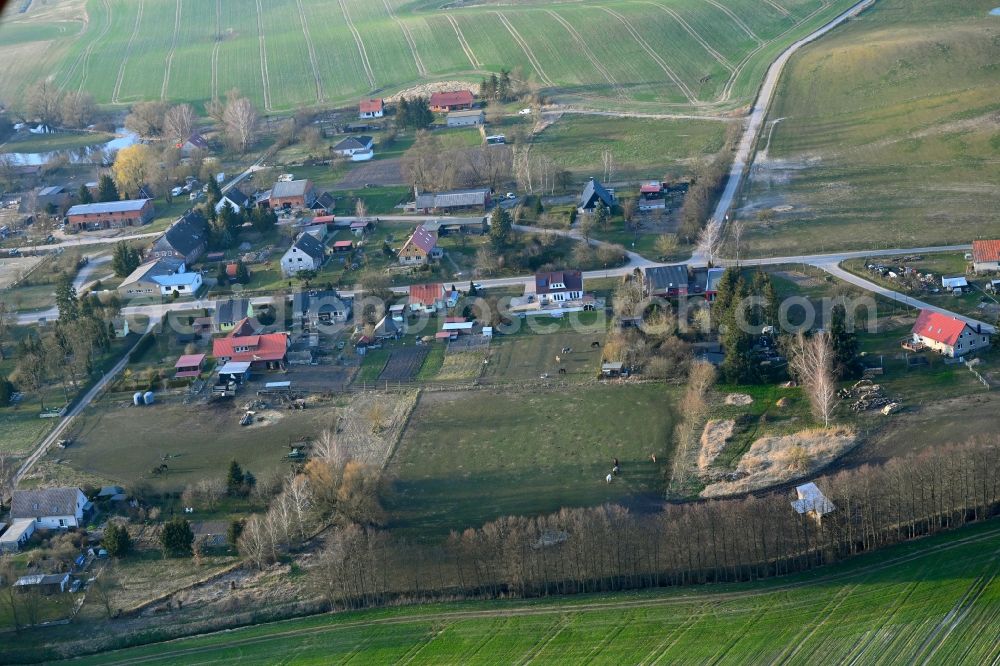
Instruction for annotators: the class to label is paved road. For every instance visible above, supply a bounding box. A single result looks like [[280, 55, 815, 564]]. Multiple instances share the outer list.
[[14, 254, 114, 324], [696, 0, 877, 263]]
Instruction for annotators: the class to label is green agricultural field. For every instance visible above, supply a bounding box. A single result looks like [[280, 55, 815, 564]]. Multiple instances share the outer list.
[[0, 0, 859, 112], [383, 383, 677, 537], [740, 0, 1000, 257], [51, 522, 1000, 666]]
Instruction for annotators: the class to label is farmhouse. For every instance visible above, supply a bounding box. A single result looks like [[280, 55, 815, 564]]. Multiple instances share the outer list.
[[0, 519, 36, 553], [66, 199, 155, 230], [446, 109, 485, 127], [214, 298, 253, 332], [150, 209, 209, 263], [154, 268, 204, 297], [414, 188, 491, 213], [533, 270, 584, 304], [409, 283, 447, 313], [213, 327, 289, 369], [399, 225, 442, 265], [332, 136, 374, 161], [177, 132, 209, 156], [269, 179, 316, 210], [972, 240, 1000, 273], [292, 290, 352, 329], [174, 353, 206, 378], [13, 573, 71, 595], [214, 188, 250, 215], [280, 233, 326, 276], [644, 264, 690, 298], [908, 309, 991, 358], [429, 90, 474, 112], [10, 487, 88, 529], [359, 98, 384, 119], [579, 178, 615, 213]]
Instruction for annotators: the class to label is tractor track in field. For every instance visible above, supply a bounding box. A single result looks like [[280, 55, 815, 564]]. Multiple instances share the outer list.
[[160, 0, 182, 99], [56, 0, 102, 92], [840, 578, 922, 666], [294, 0, 324, 101], [446, 14, 480, 69], [599, 6, 698, 105], [644, 2, 734, 72], [762, 0, 792, 16], [93, 526, 1000, 666], [253, 0, 272, 110], [776, 582, 860, 664], [111, 0, 144, 103], [338, 0, 375, 89], [492, 12, 555, 88], [699, 0, 762, 43], [59, 0, 111, 92], [643, 605, 705, 665], [384, 0, 426, 77], [545, 9, 627, 102], [210, 0, 221, 101]]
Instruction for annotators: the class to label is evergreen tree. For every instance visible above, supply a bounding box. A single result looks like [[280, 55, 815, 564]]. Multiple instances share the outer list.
[[207, 177, 223, 209], [395, 97, 410, 129], [712, 267, 741, 327], [77, 183, 93, 205], [160, 518, 194, 557], [498, 69, 513, 101], [593, 201, 609, 232], [227, 520, 244, 549], [829, 304, 860, 379], [534, 196, 544, 216], [55, 273, 79, 322], [468, 280, 478, 297], [406, 96, 434, 128], [251, 207, 276, 234], [720, 278, 757, 384], [96, 174, 119, 202], [227, 460, 245, 496], [234, 260, 250, 284], [111, 241, 141, 278], [763, 276, 779, 329], [488, 206, 512, 250], [103, 523, 132, 558]]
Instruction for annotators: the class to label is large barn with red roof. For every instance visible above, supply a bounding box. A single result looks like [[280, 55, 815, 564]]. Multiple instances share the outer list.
[[971, 240, 1000, 273]]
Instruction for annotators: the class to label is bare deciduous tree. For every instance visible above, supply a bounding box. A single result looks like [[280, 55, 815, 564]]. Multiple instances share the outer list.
[[222, 90, 258, 153], [789, 331, 839, 428], [696, 222, 723, 266], [164, 104, 196, 146]]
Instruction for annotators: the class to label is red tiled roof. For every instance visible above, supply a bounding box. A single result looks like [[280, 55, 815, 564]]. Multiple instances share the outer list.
[[213, 332, 288, 362], [311, 215, 335, 224], [333, 240, 353, 248], [174, 353, 206, 369], [359, 98, 383, 113], [435, 331, 455, 339], [912, 310, 968, 346], [409, 283, 444, 306], [404, 227, 438, 255], [972, 240, 1000, 263], [639, 182, 662, 194], [429, 90, 474, 107]]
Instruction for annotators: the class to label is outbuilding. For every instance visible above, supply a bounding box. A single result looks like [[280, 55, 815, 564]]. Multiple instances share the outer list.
[[446, 109, 485, 127], [174, 353, 206, 378]]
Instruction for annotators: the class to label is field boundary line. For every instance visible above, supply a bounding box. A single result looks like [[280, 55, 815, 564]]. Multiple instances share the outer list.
[[338, 0, 375, 89], [294, 0, 324, 102], [384, 0, 427, 77], [210, 0, 220, 101], [160, 0, 182, 99], [698, 0, 762, 43], [598, 6, 698, 105], [492, 12, 555, 88], [253, 0, 272, 111], [111, 0, 144, 104], [643, 2, 734, 72], [545, 9, 627, 101], [445, 14, 480, 69]]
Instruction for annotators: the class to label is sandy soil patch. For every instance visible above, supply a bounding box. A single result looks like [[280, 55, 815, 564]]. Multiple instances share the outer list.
[[386, 80, 478, 103], [0, 255, 45, 289], [700, 427, 856, 498], [773, 270, 823, 288], [698, 419, 734, 472], [724, 393, 753, 406]]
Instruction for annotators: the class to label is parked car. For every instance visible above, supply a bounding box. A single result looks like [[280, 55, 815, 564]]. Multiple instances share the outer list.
[[505, 192, 516, 200], [518, 108, 532, 115], [170, 186, 184, 197]]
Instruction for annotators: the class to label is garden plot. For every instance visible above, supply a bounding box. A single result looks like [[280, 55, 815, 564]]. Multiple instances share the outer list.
[[378, 346, 429, 382]]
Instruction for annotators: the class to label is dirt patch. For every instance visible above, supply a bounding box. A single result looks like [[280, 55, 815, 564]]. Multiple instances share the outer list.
[[698, 419, 734, 472], [700, 427, 857, 498], [334, 158, 404, 190], [773, 270, 823, 288], [724, 393, 753, 406], [379, 346, 429, 381], [243, 409, 285, 428], [386, 81, 479, 104], [338, 390, 419, 468], [0, 255, 44, 289]]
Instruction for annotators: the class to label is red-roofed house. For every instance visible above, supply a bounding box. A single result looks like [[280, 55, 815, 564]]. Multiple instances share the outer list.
[[409, 283, 445, 313], [359, 98, 384, 119], [398, 225, 442, 265], [972, 240, 1000, 273], [213, 329, 289, 369], [909, 309, 991, 357], [174, 354, 206, 378], [429, 90, 474, 112]]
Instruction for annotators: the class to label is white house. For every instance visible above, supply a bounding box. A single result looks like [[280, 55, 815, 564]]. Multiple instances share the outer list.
[[10, 488, 88, 529], [359, 98, 384, 119], [154, 270, 203, 297], [533, 270, 584, 304], [910, 309, 992, 358], [214, 188, 250, 216], [280, 233, 326, 277], [332, 136, 374, 161]]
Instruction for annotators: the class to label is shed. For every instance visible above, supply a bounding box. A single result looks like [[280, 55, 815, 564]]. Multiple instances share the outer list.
[[13, 573, 71, 595], [791, 482, 836, 523], [333, 240, 354, 252], [601, 362, 625, 377], [174, 353, 206, 378], [941, 275, 968, 290], [217, 361, 252, 383], [446, 109, 485, 127], [0, 519, 36, 553]]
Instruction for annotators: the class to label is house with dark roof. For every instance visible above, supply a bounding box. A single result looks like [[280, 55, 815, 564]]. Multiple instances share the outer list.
[[533, 270, 584, 304], [972, 240, 1000, 273], [213, 298, 253, 332], [292, 290, 352, 329], [644, 265, 690, 298], [310, 191, 336, 214], [414, 188, 491, 213], [269, 179, 316, 209], [909, 309, 991, 358], [215, 188, 250, 215], [359, 98, 384, 119], [66, 199, 155, 230], [399, 225, 442, 265], [178, 132, 210, 156], [429, 90, 474, 112], [332, 136, 374, 160], [10, 487, 88, 529], [280, 232, 327, 276], [150, 209, 209, 263], [579, 178, 615, 213]]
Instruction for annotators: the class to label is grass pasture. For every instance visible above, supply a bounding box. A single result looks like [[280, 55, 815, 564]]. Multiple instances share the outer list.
[[0, 0, 859, 112], [741, 0, 1000, 256], [54, 522, 1000, 665], [383, 383, 677, 537]]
